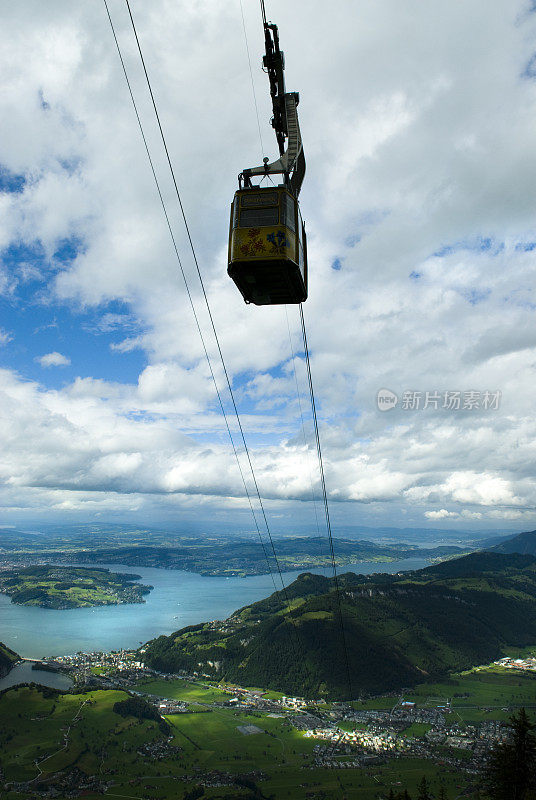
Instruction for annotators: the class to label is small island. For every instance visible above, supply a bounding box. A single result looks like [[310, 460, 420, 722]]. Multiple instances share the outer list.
[[0, 565, 153, 609]]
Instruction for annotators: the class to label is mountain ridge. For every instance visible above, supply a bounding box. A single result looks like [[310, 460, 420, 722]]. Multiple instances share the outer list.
[[141, 551, 536, 699], [488, 528, 536, 556]]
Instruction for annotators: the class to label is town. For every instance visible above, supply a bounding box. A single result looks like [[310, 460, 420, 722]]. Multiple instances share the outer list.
[[492, 655, 536, 672], [31, 648, 524, 779]]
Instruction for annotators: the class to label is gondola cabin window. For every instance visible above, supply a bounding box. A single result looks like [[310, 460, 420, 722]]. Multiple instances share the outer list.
[[238, 192, 279, 228], [281, 192, 296, 232]]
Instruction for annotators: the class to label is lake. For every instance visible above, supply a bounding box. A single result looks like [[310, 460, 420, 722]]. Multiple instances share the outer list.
[[0, 557, 429, 658], [0, 661, 73, 692]]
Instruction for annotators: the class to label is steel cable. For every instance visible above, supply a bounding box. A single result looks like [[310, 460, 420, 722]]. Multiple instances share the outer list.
[[105, 0, 315, 690], [299, 303, 354, 701], [102, 0, 278, 597]]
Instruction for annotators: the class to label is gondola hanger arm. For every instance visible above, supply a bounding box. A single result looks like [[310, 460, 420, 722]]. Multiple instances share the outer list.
[[240, 22, 305, 198]]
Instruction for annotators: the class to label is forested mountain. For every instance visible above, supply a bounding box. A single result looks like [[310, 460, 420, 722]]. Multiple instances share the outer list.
[[0, 642, 19, 678], [489, 529, 536, 556], [141, 553, 536, 699]]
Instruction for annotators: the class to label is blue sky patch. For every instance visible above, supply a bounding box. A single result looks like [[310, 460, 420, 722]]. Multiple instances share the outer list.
[[38, 89, 50, 111], [58, 157, 83, 176], [433, 237, 504, 258], [1, 241, 46, 284], [53, 236, 85, 264], [0, 165, 26, 194], [433, 244, 455, 257], [463, 287, 491, 305], [2, 237, 86, 294], [0, 294, 147, 390], [523, 51, 536, 79]]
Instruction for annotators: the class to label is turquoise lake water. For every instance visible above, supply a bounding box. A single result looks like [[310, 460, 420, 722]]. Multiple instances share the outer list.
[[0, 558, 429, 658]]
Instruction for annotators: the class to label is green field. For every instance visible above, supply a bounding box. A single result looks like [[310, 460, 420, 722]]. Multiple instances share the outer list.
[[410, 668, 536, 722], [502, 644, 536, 658], [350, 664, 536, 723], [0, 685, 471, 800], [2, 663, 534, 799], [401, 723, 432, 738], [351, 695, 399, 711], [260, 688, 286, 700], [260, 759, 470, 800], [136, 678, 230, 704]]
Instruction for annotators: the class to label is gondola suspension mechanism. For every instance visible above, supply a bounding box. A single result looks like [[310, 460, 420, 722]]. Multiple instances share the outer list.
[[230, 2, 353, 699], [103, 0, 353, 700], [228, 13, 307, 305]]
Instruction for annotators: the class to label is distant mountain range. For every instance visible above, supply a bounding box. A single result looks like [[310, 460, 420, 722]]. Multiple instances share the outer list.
[[50, 538, 465, 576], [5, 523, 533, 578], [0, 521, 500, 544], [2, 527, 469, 577], [142, 543, 536, 699]]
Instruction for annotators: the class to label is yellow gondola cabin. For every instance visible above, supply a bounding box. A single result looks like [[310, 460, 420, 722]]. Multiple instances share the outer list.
[[228, 186, 307, 305]]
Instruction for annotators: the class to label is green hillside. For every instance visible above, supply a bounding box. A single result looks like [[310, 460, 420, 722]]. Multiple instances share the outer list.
[[490, 528, 536, 556], [0, 642, 19, 677], [142, 552, 536, 699]]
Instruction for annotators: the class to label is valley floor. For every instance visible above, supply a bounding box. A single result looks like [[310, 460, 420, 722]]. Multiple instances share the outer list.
[[1, 649, 535, 799]]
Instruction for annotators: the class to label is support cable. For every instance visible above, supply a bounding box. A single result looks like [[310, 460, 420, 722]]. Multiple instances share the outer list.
[[240, 0, 322, 547], [284, 306, 323, 541], [103, 0, 278, 597], [111, 1, 319, 691], [123, 0, 290, 601], [122, 0, 326, 690], [299, 303, 354, 700], [239, 0, 265, 159], [256, 0, 353, 702]]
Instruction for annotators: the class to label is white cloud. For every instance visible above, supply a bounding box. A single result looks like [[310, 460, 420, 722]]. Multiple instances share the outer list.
[[1, 0, 536, 529], [110, 336, 145, 353], [407, 472, 524, 508], [425, 509, 459, 520], [36, 352, 71, 368]]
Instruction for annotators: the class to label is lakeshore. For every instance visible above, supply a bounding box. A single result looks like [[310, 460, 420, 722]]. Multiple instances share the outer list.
[[0, 660, 73, 692], [0, 557, 429, 658]]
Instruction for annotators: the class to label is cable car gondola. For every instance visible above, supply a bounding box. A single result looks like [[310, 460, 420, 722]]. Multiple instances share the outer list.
[[228, 184, 307, 305], [228, 21, 307, 305]]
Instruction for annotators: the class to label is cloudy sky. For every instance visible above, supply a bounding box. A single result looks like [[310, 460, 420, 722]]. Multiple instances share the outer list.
[[1, 0, 536, 536]]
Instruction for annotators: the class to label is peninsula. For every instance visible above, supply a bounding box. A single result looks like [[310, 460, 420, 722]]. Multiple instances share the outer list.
[[0, 565, 153, 609]]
